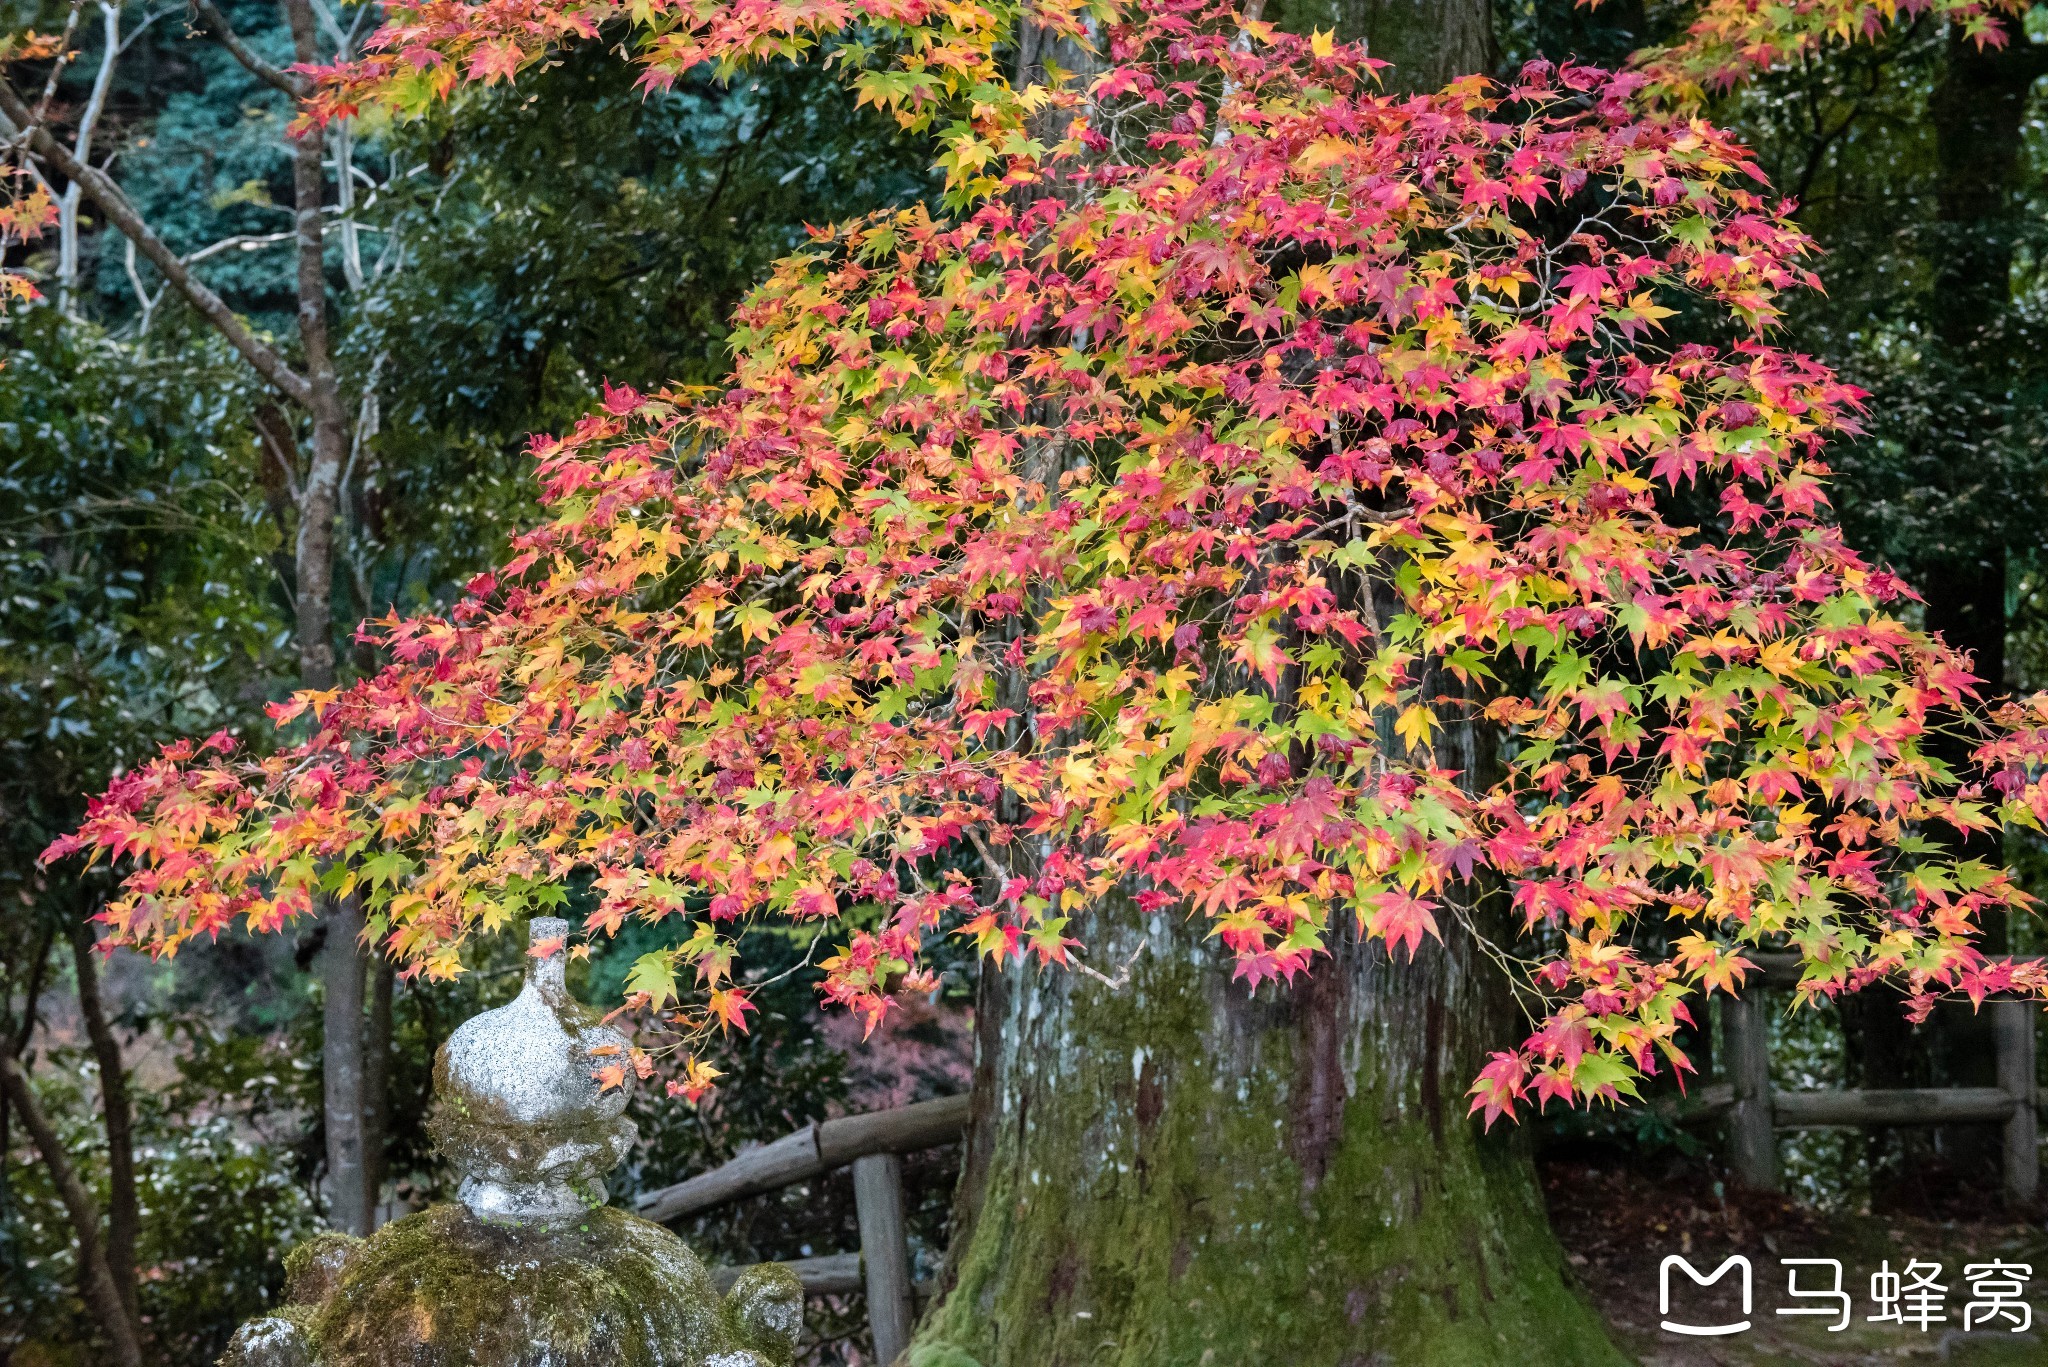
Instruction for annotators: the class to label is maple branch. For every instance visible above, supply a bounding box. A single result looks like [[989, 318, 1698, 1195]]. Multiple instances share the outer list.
[[190, 0, 308, 97], [0, 1052, 145, 1367], [0, 78, 313, 406]]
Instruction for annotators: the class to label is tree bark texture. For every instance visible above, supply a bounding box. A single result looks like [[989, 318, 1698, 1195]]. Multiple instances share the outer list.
[[283, 0, 347, 696], [70, 928, 139, 1328], [364, 946, 391, 1221], [915, 899, 1619, 1366], [1269, 0, 1495, 91], [362, 948, 394, 1227], [323, 893, 370, 1235], [1914, 26, 2044, 1178], [280, 0, 373, 1235]]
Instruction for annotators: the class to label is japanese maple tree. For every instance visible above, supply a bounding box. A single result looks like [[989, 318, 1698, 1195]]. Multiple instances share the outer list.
[[46, 0, 2048, 1357]]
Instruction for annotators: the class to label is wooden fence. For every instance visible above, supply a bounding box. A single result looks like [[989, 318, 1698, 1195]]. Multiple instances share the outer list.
[[1695, 952, 2040, 1205], [636, 1093, 970, 1364], [642, 961, 2045, 1358]]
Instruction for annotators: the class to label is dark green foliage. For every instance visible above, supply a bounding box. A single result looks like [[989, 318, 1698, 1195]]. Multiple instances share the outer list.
[[1, 1029, 317, 1367], [1720, 27, 2045, 574], [361, 47, 936, 438], [3, 9, 935, 1357], [0, 307, 283, 873]]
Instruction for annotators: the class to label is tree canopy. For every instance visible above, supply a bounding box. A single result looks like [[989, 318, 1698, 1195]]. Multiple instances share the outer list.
[[44, 0, 2048, 1132]]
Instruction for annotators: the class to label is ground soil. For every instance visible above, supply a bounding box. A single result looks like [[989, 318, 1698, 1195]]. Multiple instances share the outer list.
[[1542, 1151, 2048, 1366]]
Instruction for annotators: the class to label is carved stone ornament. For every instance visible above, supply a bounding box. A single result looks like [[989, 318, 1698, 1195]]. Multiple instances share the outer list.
[[219, 918, 803, 1367]]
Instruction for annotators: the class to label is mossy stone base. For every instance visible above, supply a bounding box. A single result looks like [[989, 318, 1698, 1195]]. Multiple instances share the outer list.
[[224, 1205, 799, 1367]]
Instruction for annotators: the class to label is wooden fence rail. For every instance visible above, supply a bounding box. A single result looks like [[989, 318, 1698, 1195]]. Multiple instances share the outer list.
[[654, 961, 2045, 1359], [637, 1093, 971, 1225], [640, 1093, 970, 1363], [1716, 953, 2040, 1205]]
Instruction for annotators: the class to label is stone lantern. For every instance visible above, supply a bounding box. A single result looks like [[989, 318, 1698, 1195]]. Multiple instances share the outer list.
[[221, 917, 802, 1367]]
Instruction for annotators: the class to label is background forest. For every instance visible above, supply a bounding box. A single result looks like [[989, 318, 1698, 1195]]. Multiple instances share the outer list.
[[0, 0, 2044, 1362]]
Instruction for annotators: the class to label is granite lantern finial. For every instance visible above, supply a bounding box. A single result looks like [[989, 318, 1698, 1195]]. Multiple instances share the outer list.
[[431, 916, 636, 1222], [218, 916, 804, 1367]]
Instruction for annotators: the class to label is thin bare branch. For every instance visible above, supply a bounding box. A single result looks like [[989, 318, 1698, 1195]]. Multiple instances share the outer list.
[[1071, 936, 1148, 992], [56, 2, 122, 312], [121, 235, 161, 331], [182, 228, 296, 264], [32, 0, 88, 123], [0, 76, 314, 406], [190, 0, 308, 97]]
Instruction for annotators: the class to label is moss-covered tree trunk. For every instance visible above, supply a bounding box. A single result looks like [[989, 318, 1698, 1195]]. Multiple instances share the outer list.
[[905, 3, 1608, 1358], [912, 899, 1621, 1366]]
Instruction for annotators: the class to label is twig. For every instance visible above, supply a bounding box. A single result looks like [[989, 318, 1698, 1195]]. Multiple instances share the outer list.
[[1072, 935, 1147, 992], [190, 0, 308, 97], [0, 76, 313, 405]]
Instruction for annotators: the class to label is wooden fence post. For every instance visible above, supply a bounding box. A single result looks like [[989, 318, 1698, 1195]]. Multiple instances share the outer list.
[[853, 1152, 915, 1365], [1992, 999, 2038, 1208], [1722, 992, 1779, 1191]]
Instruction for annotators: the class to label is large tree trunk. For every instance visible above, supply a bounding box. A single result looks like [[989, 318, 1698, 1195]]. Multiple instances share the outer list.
[[915, 898, 1619, 1366], [912, 4, 1602, 1357], [1914, 25, 2043, 1185]]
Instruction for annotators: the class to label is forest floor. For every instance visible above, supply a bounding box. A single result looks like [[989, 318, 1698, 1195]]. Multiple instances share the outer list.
[[1544, 1152, 2048, 1365]]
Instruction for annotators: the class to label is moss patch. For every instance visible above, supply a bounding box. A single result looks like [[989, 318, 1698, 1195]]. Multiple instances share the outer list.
[[918, 905, 1624, 1367], [306, 1205, 767, 1367]]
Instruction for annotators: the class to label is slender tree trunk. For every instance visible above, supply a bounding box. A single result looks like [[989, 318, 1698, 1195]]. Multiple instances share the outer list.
[[0, 927, 56, 1219], [70, 927, 139, 1329], [917, 894, 1617, 1367], [1917, 20, 2036, 702], [279, 0, 372, 1236], [1928, 29, 2040, 353], [0, 1054, 145, 1367], [362, 949, 394, 1229], [322, 894, 370, 1235], [1274, 0, 1495, 90], [283, 0, 348, 698]]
